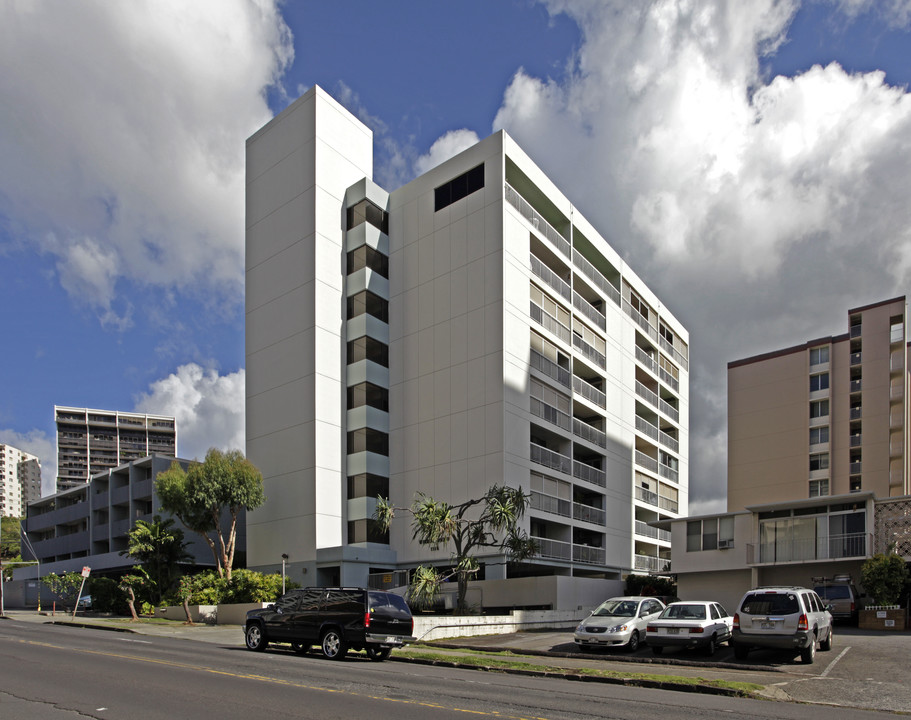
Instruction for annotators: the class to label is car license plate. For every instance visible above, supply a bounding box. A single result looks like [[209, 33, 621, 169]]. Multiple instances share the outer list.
[[760, 622, 775, 630], [385, 636, 398, 643], [667, 628, 679, 634]]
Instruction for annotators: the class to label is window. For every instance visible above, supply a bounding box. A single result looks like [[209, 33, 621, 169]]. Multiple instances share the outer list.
[[629, 291, 649, 321], [530, 285, 570, 328], [809, 452, 829, 471], [810, 426, 829, 446], [347, 245, 389, 278], [347, 473, 389, 500], [849, 477, 862, 493], [809, 479, 829, 497], [346, 290, 388, 323], [686, 521, 701, 552], [810, 373, 829, 392], [686, 518, 728, 552], [434, 163, 484, 211], [810, 400, 829, 419], [347, 382, 389, 412], [719, 516, 735, 544], [347, 336, 389, 367], [348, 519, 389, 544], [347, 428, 389, 456], [346, 199, 388, 233], [809, 346, 829, 366]]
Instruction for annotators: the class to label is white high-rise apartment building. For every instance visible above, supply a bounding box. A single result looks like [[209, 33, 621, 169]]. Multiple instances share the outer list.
[[1, 443, 41, 517], [55, 406, 177, 493], [245, 87, 689, 598]]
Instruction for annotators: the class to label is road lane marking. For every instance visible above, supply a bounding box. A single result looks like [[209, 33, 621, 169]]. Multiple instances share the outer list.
[[9, 637, 550, 720], [819, 646, 850, 678]]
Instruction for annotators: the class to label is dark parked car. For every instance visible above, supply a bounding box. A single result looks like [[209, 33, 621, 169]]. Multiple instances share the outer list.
[[814, 580, 863, 624], [244, 587, 415, 661]]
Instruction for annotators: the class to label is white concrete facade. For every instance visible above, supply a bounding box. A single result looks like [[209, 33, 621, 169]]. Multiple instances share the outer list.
[[246, 86, 689, 601], [0, 443, 41, 517]]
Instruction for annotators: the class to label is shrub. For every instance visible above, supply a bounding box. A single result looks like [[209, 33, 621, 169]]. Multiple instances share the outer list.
[[861, 553, 910, 607], [161, 569, 295, 606], [625, 574, 677, 600]]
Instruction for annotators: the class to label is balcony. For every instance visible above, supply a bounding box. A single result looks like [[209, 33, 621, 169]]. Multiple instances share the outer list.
[[530, 349, 571, 388], [850, 324, 862, 338], [573, 418, 607, 449], [634, 520, 670, 542], [755, 532, 869, 564], [572, 333, 606, 369], [891, 384, 904, 402], [850, 379, 862, 393], [635, 554, 670, 573], [572, 248, 621, 307], [573, 291, 607, 332], [530, 491, 571, 518], [850, 461, 862, 474], [623, 299, 659, 343], [573, 460, 606, 488], [634, 347, 679, 393], [659, 463, 679, 483], [530, 302, 572, 345], [850, 407, 862, 420], [530, 254, 571, 303], [530, 443, 572, 475], [850, 435, 862, 448], [505, 183, 571, 258], [635, 485, 658, 507], [635, 451, 659, 475], [658, 495, 679, 513], [573, 503, 606, 525], [530, 397, 572, 432], [573, 544, 606, 565], [850, 352, 862, 366], [532, 536, 572, 561], [635, 381, 679, 422], [573, 376, 606, 409]]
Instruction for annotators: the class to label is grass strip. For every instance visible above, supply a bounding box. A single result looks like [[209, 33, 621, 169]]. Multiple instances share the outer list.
[[397, 647, 764, 695]]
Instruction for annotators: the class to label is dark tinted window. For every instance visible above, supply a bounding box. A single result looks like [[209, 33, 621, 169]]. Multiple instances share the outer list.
[[347, 290, 389, 323], [323, 589, 365, 614], [348, 519, 390, 544], [347, 245, 389, 278], [275, 591, 303, 611], [347, 199, 388, 233], [740, 592, 800, 614], [347, 428, 389, 455], [347, 382, 389, 412], [815, 585, 851, 600], [347, 336, 389, 367], [299, 588, 323, 611], [347, 473, 389, 500], [368, 592, 412, 616], [434, 164, 484, 211]]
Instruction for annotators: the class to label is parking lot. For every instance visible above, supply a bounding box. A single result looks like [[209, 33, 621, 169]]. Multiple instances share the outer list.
[[445, 624, 911, 712]]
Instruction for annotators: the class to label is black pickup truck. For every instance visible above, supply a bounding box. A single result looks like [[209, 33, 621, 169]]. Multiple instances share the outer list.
[[244, 587, 415, 661]]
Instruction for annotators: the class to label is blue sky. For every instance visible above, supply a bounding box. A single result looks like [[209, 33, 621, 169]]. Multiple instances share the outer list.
[[1, 0, 910, 509]]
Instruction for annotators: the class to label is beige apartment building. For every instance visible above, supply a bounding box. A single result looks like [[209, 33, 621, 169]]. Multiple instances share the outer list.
[[0, 443, 41, 517], [728, 297, 909, 510]]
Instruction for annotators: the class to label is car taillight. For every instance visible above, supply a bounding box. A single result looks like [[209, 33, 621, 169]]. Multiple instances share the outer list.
[[364, 611, 371, 628], [733, 613, 740, 629], [689, 627, 705, 634], [646, 625, 656, 632], [798, 614, 808, 630], [850, 602, 855, 612], [409, 618, 414, 634]]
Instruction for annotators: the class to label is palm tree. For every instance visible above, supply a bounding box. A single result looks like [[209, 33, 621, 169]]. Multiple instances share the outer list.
[[122, 515, 192, 604]]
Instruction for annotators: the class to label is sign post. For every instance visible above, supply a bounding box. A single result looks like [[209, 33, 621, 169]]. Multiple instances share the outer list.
[[73, 567, 91, 620]]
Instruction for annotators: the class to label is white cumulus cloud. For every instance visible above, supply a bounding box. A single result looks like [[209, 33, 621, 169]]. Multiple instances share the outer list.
[[488, 0, 911, 511], [0, 0, 293, 321], [133, 364, 246, 462], [414, 129, 483, 175]]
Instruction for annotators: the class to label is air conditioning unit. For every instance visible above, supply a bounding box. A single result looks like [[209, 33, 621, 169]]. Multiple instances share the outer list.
[[718, 539, 734, 549]]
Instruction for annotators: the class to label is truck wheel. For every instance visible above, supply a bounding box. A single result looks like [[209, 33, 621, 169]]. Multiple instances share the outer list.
[[245, 624, 267, 652], [321, 629, 348, 660]]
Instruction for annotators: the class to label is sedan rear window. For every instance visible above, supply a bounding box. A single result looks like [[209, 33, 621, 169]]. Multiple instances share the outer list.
[[814, 586, 851, 600], [740, 592, 800, 614]]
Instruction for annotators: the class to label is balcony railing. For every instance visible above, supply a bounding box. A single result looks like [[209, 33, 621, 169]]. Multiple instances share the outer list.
[[623, 299, 659, 343], [850, 461, 862, 474], [573, 375, 606, 408], [530, 349, 571, 388], [635, 521, 672, 542], [530, 302, 572, 345], [634, 416, 678, 452], [505, 183, 571, 258], [850, 352, 862, 366], [572, 333, 606, 369], [530, 443, 571, 475], [850, 379, 862, 393], [659, 463, 679, 483], [573, 291, 607, 332], [635, 554, 670, 573], [850, 324, 862, 338], [634, 381, 679, 422], [530, 397, 572, 431], [572, 249, 621, 307], [530, 255, 571, 302], [574, 502, 606, 525], [573, 460, 606, 488], [635, 451, 659, 475], [850, 435, 862, 447], [573, 544, 606, 564], [530, 491, 571, 518], [573, 418, 607, 448], [891, 385, 904, 401], [635, 485, 658, 506], [658, 495, 679, 513], [532, 536, 572, 561], [850, 407, 862, 420], [756, 532, 869, 564]]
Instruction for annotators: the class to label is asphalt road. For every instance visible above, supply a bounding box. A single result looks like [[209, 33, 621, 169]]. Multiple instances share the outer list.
[[1, 620, 906, 720]]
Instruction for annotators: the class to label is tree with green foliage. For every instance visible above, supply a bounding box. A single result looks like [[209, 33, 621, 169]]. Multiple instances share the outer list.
[[861, 551, 910, 606], [121, 515, 192, 604], [375, 485, 537, 613], [41, 571, 85, 610], [156, 449, 265, 581], [119, 571, 148, 621], [625, 573, 677, 600]]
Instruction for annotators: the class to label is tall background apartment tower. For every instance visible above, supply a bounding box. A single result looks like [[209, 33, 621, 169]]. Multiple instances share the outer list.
[[0, 444, 41, 516], [728, 297, 910, 511], [246, 87, 689, 599], [55, 406, 177, 492]]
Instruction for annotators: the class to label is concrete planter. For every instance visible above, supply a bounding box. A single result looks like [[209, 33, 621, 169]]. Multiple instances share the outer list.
[[859, 607, 908, 631]]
